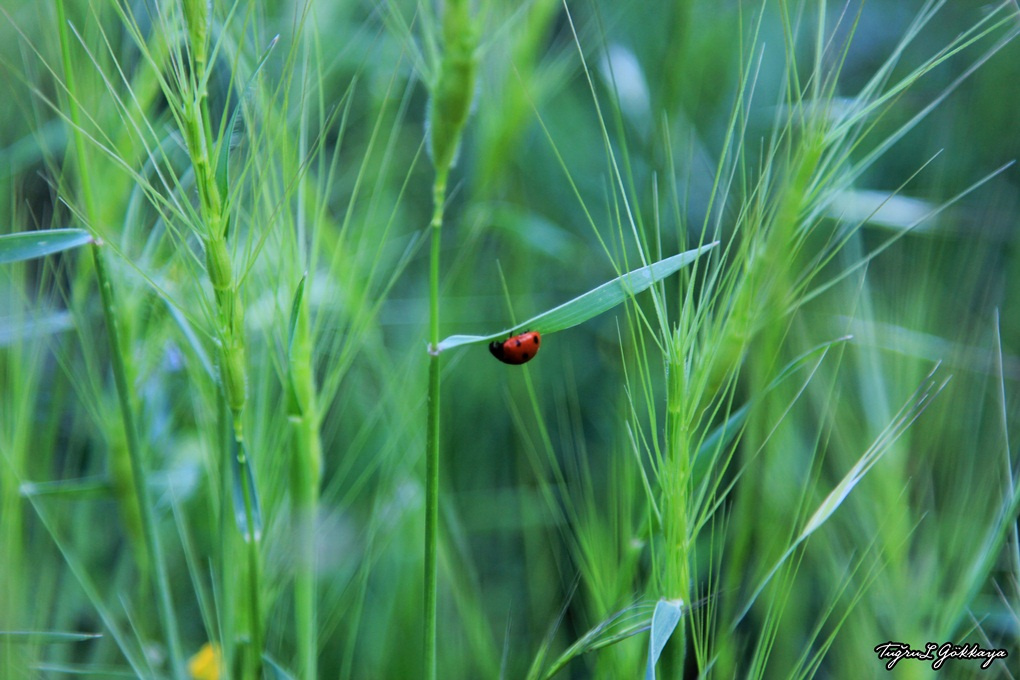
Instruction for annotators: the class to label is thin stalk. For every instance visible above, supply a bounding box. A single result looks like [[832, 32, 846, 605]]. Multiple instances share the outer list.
[[289, 276, 322, 680], [0, 366, 22, 675], [54, 1, 184, 676], [54, 0, 96, 225], [178, 3, 261, 671], [292, 435, 319, 680], [660, 352, 692, 677], [200, 155, 261, 680], [236, 440, 263, 679], [423, 1, 475, 674], [217, 397, 235, 677], [424, 169, 448, 680], [93, 242, 186, 680]]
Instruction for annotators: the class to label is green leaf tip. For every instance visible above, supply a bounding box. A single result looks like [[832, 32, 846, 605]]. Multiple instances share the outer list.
[[0, 228, 92, 264], [287, 273, 308, 356], [437, 242, 718, 353], [645, 599, 685, 680], [231, 440, 263, 543], [0, 630, 103, 644], [215, 34, 281, 202]]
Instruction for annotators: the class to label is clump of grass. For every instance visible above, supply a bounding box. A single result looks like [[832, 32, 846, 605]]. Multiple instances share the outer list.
[[2, 1, 1018, 678], [495, 1, 1020, 677]]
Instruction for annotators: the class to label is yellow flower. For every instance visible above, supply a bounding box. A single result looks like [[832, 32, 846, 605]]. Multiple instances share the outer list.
[[188, 643, 221, 680]]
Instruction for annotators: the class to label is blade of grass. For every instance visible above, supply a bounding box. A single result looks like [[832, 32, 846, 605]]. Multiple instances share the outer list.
[[437, 242, 718, 352], [0, 229, 92, 264], [287, 274, 322, 680], [730, 364, 949, 630], [19, 477, 112, 499], [215, 35, 281, 210], [230, 439, 264, 542], [645, 598, 684, 680], [0, 631, 103, 643], [535, 602, 654, 680], [92, 242, 185, 678]]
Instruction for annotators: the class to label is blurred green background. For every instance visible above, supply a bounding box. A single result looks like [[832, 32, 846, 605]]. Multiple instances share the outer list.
[[1, 0, 1018, 678]]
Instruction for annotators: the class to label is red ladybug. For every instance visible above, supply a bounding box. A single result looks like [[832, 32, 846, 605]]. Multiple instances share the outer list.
[[489, 331, 541, 365]]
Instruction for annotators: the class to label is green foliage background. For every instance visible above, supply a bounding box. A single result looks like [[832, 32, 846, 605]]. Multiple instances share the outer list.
[[1, 0, 1018, 678]]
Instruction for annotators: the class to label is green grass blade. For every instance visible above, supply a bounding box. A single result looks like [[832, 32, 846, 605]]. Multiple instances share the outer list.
[[286, 273, 307, 357], [285, 274, 308, 412], [0, 229, 92, 264], [645, 599, 684, 680], [437, 242, 718, 352], [536, 603, 652, 679], [730, 365, 949, 630], [19, 477, 113, 500], [31, 663, 137, 677], [262, 653, 298, 680], [215, 35, 281, 202], [0, 631, 103, 644], [231, 440, 263, 542], [694, 336, 851, 475]]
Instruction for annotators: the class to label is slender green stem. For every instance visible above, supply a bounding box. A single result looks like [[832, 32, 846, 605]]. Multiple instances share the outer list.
[[424, 169, 447, 680], [54, 1, 184, 676], [430, 175, 446, 344], [217, 397, 235, 677], [178, 4, 262, 670], [293, 460, 318, 680], [659, 351, 691, 678], [289, 276, 321, 680], [424, 357, 440, 680], [92, 243, 186, 680], [54, 1, 96, 227], [292, 45, 318, 677], [423, 0, 474, 673], [236, 440, 263, 679]]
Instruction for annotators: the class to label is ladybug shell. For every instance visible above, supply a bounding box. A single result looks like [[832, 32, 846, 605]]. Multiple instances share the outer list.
[[489, 331, 541, 365]]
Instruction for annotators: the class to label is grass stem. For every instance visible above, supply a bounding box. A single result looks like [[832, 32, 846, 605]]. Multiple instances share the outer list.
[[92, 242, 186, 680], [236, 439, 263, 679], [424, 169, 447, 680], [289, 276, 321, 680], [55, 0, 185, 675]]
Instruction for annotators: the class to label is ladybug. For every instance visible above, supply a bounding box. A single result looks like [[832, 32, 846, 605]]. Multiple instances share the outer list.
[[489, 331, 541, 365]]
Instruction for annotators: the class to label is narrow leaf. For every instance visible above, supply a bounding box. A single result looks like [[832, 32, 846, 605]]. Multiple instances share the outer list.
[[231, 440, 263, 542], [287, 273, 308, 356], [729, 365, 948, 630], [32, 663, 136, 677], [19, 477, 112, 499], [694, 336, 851, 473], [285, 273, 309, 415], [0, 631, 102, 644], [216, 35, 280, 201], [438, 242, 717, 352], [536, 602, 652, 680], [263, 653, 298, 680], [645, 599, 684, 680], [0, 229, 92, 264]]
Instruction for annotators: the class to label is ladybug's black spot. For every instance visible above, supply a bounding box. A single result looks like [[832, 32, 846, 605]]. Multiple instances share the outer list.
[[522, 352, 531, 360]]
